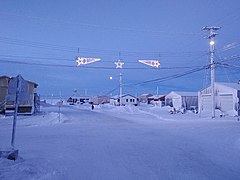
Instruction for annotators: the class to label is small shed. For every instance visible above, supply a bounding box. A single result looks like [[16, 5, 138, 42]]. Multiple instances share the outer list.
[[110, 94, 139, 106], [165, 91, 198, 111], [198, 82, 240, 116], [148, 95, 165, 106], [90, 96, 110, 105]]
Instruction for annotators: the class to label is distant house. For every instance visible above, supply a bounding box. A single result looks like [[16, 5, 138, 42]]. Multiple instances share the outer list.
[[165, 91, 198, 111], [90, 96, 110, 105], [4, 75, 39, 115], [67, 96, 89, 105], [199, 82, 240, 116], [110, 94, 139, 106], [139, 93, 153, 103], [67, 96, 80, 105], [67, 89, 89, 105], [148, 95, 165, 106]]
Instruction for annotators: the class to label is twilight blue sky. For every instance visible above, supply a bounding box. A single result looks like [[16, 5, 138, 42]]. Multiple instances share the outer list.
[[0, 0, 240, 97]]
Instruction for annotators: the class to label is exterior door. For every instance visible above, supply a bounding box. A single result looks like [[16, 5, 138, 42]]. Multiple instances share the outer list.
[[219, 94, 233, 112], [201, 94, 212, 112], [172, 97, 181, 110]]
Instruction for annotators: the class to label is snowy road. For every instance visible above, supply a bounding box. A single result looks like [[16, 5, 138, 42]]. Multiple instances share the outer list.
[[1, 105, 240, 180]]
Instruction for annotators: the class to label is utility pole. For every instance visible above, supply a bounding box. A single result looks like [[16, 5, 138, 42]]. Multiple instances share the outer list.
[[115, 52, 124, 106], [119, 73, 123, 106], [202, 26, 221, 118], [11, 75, 20, 149]]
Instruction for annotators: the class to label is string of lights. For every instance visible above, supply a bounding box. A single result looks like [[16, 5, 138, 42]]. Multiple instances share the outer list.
[[0, 56, 208, 70]]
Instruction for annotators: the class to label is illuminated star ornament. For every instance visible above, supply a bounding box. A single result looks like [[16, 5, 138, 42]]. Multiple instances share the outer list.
[[76, 56, 101, 66], [115, 60, 124, 69], [138, 60, 160, 68]]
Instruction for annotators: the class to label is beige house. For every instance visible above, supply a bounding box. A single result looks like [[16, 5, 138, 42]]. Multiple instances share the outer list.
[[90, 96, 110, 105], [0, 76, 10, 112], [0, 75, 38, 115]]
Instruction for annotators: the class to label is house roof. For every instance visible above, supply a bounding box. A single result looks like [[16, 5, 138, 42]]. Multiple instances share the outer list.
[[200, 82, 240, 92], [0, 75, 10, 79], [148, 95, 165, 99], [140, 93, 153, 97], [91, 95, 109, 98], [111, 94, 138, 99], [167, 91, 198, 97], [8, 76, 38, 88], [216, 82, 240, 90], [1, 75, 38, 88]]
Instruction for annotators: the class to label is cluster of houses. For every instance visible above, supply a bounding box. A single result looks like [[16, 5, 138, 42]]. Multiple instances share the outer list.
[[2, 74, 239, 117], [0, 75, 40, 115], [68, 82, 240, 116]]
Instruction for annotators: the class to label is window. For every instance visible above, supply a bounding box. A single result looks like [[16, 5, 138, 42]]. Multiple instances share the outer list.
[[126, 99, 128, 102]]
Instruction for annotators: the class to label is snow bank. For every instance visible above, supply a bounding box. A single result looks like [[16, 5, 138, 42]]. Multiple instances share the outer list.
[[0, 112, 68, 128], [1, 104, 240, 179], [0, 157, 64, 180], [17, 112, 68, 127]]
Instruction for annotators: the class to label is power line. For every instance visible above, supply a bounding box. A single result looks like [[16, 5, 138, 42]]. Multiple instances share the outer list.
[[217, 62, 240, 70], [213, 8, 240, 27], [0, 12, 201, 36], [124, 65, 208, 87], [216, 55, 240, 63], [0, 36, 208, 58]]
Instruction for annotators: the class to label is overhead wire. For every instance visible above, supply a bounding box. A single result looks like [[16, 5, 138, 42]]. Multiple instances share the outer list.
[[123, 65, 209, 87], [0, 12, 201, 37], [0, 36, 208, 59], [103, 66, 209, 95], [213, 7, 240, 27]]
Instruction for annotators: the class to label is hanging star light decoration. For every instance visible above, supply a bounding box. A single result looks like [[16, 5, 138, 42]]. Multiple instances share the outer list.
[[76, 56, 101, 66], [114, 59, 124, 68], [138, 60, 160, 68]]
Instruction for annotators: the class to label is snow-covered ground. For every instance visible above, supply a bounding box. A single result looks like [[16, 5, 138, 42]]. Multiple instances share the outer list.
[[1, 103, 240, 180]]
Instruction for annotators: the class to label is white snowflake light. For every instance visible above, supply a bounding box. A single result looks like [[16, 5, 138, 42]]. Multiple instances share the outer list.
[[114, 60, 124, 69]]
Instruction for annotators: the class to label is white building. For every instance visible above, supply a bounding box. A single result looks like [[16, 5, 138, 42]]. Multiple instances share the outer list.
[[110, 94, 139, 106], [165, 91, 198, 111], [198, 82, 240, 116]]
